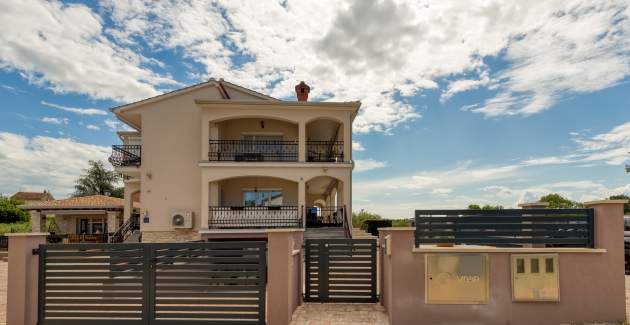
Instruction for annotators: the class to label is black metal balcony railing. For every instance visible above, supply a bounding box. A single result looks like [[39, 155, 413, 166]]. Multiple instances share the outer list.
[[307, 141, 344, 162], [209, 140, 298, 162], [306, 206, 345, 227], [209, 206, 301, 229], [109, 145, 141, 167]]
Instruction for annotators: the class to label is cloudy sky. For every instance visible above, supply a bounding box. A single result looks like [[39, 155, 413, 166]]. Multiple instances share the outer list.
[[0, 0, 629, 218]]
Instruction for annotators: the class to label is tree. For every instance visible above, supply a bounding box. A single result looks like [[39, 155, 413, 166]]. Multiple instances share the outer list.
[[352, 209, 382, 228], [609, 194, 630, 214], [0, 196, 29, 223], [72, 160, 122, 198], [468, 204, 504, 210], [539, 193, 583, 208]]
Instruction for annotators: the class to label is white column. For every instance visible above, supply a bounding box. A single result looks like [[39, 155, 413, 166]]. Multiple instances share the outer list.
[[107, 212, 119, 233], [29, 211, 41, 233], [200, 117, 210, 161], [298, 121, 306, 162], [343, 118, 351, 162], [298, 179, 306, 227]]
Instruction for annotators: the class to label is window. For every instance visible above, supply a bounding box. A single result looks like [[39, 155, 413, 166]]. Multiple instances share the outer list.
[[545, 258, 554, 273], [516, 258, 525, 274], [530, 258, 539, 273], [243, 190, 283, 207]]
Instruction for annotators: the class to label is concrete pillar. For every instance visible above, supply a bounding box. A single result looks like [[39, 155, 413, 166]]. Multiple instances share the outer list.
[[267, 229, 304, 325], [201, 177, 210, 230], [29, 211, 41, 233], [107, 212, 119, 233], [6, 233, 48, 325], [584, 199, 627, 321], [123, 181, 140, 222], [298, 121, 306, 162], [200, 117, 212, 161]]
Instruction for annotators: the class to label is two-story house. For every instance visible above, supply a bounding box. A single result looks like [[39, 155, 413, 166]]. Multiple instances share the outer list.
[[109, 79, 359, 242]]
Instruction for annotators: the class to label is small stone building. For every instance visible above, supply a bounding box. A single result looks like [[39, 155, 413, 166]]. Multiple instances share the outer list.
[[20, 195, 133, 235]]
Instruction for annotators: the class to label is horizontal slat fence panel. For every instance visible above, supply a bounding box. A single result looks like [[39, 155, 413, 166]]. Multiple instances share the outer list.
[[38, 244, 146, 325], [414, 209, 594, 248], [305, 239, 377, 303], [38, 241, 267, 325], [152, 242, 266, 324]]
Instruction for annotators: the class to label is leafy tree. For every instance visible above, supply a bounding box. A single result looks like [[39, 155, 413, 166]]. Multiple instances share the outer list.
[[468, 204, 503, 210], [72, 160, 122, 198], [392, 219, 411, 227], [609, 194, 630, 214], [0, 196, 29, 223], [352, 209, 382, 228], [539, 193, 583, 208], [110, 187, 125, 199]]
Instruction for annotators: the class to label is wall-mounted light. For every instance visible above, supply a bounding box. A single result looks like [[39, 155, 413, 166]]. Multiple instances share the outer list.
[[260, 121, 265, 129], [146, 172, 152, 179]]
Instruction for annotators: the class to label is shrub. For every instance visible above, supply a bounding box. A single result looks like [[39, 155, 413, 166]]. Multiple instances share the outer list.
[[0, 196, 29, 223], [0, 221, 31, 234]]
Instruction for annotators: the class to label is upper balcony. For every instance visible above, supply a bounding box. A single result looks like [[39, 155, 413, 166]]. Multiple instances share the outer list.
[[109, 145, 141, 168], [205, 117, 348, 164]]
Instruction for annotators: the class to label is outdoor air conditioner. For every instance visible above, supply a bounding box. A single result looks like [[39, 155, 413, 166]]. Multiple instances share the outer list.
[[171, 211, 193, 229]]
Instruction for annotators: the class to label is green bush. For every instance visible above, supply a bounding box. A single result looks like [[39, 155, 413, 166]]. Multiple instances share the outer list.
[[0, 221, 31, 235], [0, 196, 29, 223]]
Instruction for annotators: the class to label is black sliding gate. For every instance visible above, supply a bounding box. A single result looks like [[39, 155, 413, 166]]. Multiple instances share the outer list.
[[37, 241, 267, 325], [304, 239, 377, 303]]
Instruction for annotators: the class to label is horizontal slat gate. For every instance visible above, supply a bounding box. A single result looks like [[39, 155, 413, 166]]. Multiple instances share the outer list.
[[38, 242, 267, 325], [305, 239, 377, 303]]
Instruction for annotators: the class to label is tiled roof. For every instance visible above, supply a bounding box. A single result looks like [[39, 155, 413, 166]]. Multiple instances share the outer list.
[[20, 195, 127, 210], [11, 191, 54, 201]]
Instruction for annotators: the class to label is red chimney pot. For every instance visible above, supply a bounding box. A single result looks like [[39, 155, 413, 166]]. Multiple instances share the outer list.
[[295, 81, 310, 102]]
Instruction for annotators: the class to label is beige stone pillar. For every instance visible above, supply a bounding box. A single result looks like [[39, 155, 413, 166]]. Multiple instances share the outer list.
[[7, 233, 48, 325], [298, 121, 306, 162], [267, 229, 304, 325], [201, 117, 210, 161], [123, 181, 140, 222], [107, 211, 119, 233], [29, 211, 41, 233]]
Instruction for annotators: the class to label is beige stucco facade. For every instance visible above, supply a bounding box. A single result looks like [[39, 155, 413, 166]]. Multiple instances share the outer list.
[[111, 80, 359, 242]]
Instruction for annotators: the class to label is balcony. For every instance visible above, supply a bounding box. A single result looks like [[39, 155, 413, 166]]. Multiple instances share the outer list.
[[208, 140, 298, 162], [208, 206, 302, 229], [307, 141, 344, 162], [109, 145, 141, 167]]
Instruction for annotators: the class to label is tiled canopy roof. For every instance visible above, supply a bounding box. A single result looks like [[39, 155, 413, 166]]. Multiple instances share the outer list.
[[20, 195, 131, 210], [11, 191, 54, 201]]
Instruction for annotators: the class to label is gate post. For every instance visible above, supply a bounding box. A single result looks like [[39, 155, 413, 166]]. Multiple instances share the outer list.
[[6, 232, 48, 325], [267, 229, 304, 325]]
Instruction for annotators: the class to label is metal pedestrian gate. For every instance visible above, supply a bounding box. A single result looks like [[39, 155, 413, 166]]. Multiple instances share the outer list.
[[304, 239, 377, 303], [37, 241, 267, 325]]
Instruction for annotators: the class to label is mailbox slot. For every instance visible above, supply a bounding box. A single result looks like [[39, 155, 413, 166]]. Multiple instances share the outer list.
[[425, 253, 489, 304], [511, 254, 559, 302]]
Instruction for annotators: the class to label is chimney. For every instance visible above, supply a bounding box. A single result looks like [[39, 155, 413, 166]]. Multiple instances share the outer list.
[[295, 81, 310, 102]]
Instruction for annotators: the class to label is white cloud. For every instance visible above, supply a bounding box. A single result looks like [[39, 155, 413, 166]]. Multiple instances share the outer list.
[[431, 188, 453, 196], [0, 132, 110, 197], [104, 119, 133, 132], [352, 141, 365, 151], [354, 159, 387, 172], [41, 117, 68, 125], [41, 101, 107, 116], [86, 124, 100, 131], [0, 0, 176, 102], [101, 0, 630, 133]]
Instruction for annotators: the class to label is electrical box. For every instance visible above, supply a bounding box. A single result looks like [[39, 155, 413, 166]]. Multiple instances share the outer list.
[[511, 254, 559, 302], [425, 253, 489, 304]]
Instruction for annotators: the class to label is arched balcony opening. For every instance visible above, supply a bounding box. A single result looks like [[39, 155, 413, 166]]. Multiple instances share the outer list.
[[208, 117, 299, 162], [306, 118, 344, 163], [305, 176, 345, 228], [207, 176, 301, 229]]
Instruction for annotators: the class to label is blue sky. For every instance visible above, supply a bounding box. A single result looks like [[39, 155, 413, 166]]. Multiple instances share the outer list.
[[0, 0, 629, 218]]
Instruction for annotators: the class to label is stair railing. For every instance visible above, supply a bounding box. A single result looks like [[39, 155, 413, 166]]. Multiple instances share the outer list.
[[110, 215, 139, 243], [342, 205, 352, 238]]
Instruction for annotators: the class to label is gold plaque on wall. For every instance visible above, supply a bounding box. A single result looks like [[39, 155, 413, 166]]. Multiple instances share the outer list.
[[425, 254, 489, 304], [511, 254, 559, 302]]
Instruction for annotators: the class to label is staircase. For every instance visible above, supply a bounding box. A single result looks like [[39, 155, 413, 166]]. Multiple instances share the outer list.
[[110, 215, 140, 243], [304, 227, 347, 239]]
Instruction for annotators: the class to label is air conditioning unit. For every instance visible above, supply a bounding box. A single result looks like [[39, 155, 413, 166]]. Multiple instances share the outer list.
[[171, 211, 193, 229]]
